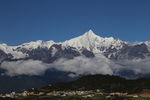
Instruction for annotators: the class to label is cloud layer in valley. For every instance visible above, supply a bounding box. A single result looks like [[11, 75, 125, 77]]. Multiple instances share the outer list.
[[0, 56, 150, 77], [0, 60, 49, 76]]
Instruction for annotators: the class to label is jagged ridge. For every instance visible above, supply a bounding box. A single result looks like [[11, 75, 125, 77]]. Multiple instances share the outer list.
[[0, 30, 150, 62]]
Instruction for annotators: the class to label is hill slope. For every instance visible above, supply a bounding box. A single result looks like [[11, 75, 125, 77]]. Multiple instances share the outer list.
[[39, 74, 150, 93]]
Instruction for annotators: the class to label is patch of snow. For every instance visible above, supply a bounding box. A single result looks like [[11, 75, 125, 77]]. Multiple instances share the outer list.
[[51, 47, 58, 57], [144, 41, 150, 51]]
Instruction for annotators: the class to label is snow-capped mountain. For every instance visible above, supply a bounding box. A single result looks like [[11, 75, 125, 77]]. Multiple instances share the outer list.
[[0, 29, 150, 63], [1, 30, 150, 93], [63, 30, 126, 54], [0, 43, 27, 59], [18, 40, 55, 50]]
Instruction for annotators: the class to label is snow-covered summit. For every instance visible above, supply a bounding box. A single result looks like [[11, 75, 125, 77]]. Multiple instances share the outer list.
[[0, 40, 55, 58], [63, 30, 126, 53], [0, 43, 27, 59], [0, 29, 150, 60], [0, 30, 126, 53], [83, 29, 99, 38], [18, 40, 55, 50]]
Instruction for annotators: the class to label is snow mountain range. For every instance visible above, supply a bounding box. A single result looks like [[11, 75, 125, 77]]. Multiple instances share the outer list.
[[1, 30, 150, 93], [0, 30, 150, 63]]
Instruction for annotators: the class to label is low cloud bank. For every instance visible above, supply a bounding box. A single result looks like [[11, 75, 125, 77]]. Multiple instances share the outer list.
[[0, 60, 49, 76], [0, 56, 150, 77], [116, 58, 150, 74], [52, 56, 115, 76]]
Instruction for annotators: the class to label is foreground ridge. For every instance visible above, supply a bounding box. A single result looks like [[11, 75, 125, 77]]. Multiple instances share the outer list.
[[1, 74, 150, 100]]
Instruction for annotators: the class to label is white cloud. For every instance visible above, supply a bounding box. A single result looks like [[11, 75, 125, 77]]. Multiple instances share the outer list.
[[0, 60, 49, 76], [0, 55, 114, 76], [116, 58, 150, 74], [52, 56, 114, 76], [0, 56, 150, 78]]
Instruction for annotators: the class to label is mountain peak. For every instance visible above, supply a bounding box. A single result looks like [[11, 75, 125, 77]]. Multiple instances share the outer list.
[[62, 30, 126, 53], [83, 29, 98, 37], [87, 29, 94, 34]]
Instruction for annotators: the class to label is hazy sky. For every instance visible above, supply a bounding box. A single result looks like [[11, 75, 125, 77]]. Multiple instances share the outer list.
[[0, 0, 150, 45]]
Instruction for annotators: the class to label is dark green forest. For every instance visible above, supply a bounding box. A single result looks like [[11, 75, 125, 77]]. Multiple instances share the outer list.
[[38, 74, 150, 93]]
